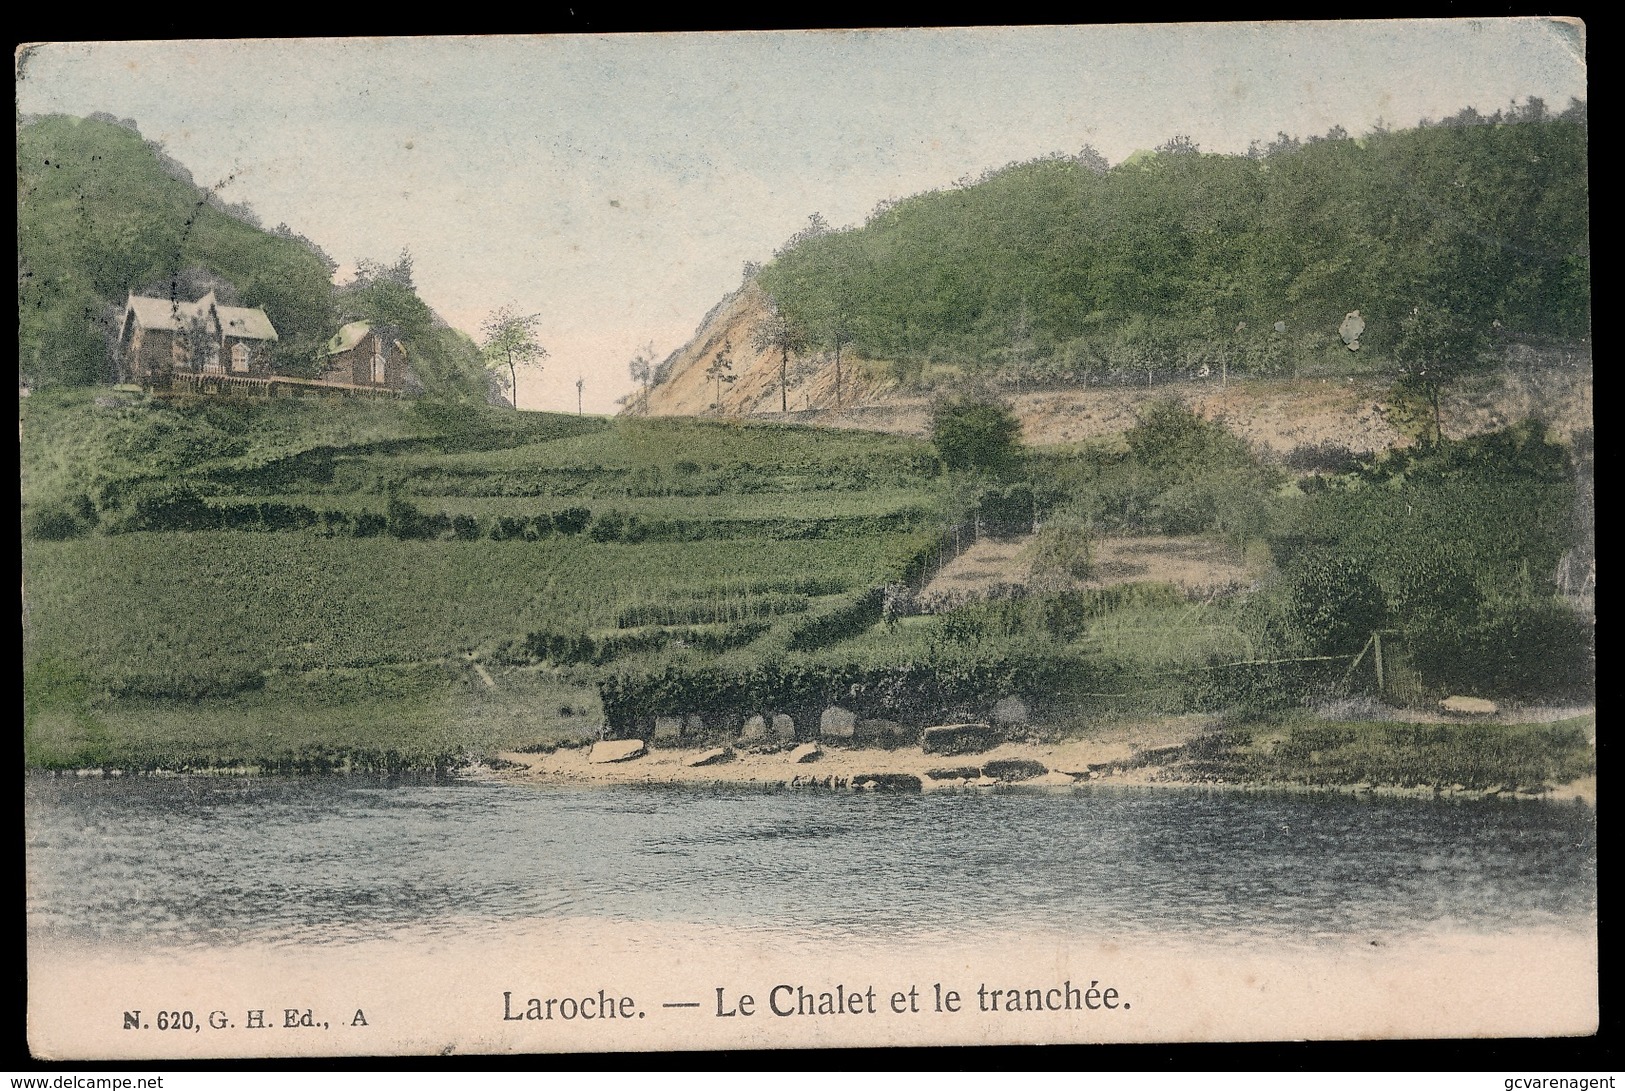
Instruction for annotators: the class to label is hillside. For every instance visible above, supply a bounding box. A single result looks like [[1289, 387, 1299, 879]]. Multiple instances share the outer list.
[[18, 114, 339, 386], [24, 385, 1593, 774], [631, 101, 1589, 450], [17, 114, 494, 403], [630, 273, 1592, 454]]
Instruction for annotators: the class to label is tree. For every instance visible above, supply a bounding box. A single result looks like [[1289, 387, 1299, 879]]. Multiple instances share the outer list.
[[627, 342, 657, 414], [575, 376, 584, 414], [1283, 549, 1389, 656], [751, 297, 808, 413], [480, 304, 547, 410], [1393, 302, 1492, 445], [703, 341, 736, 415], [930, 397, 1023, 474]]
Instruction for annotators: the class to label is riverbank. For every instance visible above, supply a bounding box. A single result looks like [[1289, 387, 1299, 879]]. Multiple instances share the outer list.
[[494, 712, 1597, 805]]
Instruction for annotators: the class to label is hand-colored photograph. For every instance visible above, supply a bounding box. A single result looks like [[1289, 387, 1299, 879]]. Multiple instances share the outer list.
[[19, 22, 1594, 1060]]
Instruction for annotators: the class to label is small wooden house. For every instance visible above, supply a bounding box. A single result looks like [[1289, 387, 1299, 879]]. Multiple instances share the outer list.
[[116, 291, 280, 386], [319, 322, 409, 390]]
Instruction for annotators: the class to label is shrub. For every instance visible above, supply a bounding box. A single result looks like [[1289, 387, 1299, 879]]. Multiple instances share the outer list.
[[930, 397, 1023, 474], [24, 493, 94, 540]]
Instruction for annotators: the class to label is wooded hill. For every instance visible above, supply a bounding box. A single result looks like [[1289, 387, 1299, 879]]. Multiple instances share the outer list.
[[638, 99, 1587, 413], [18, 113, 494, 402]]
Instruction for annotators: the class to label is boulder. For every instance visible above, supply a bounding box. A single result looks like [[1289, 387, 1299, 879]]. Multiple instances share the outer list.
[[820, 706, 858, 740], [653, 716, 684, 744], [685, 713, 708, 736], [1030, 771, 1080, 787], [990, 696, 1030, 726], [788, 743, 822, 764], [685, 747, 732, 768], [1441, 696, 1499, 716], [740, 715, 769, 741], [856, 718, 906, 746], [850, 773, 922, 793], [920, 723, 1003, 756], [982, 758, 1048, 782], [927, 766, 983, 781], [771, 714, 797, 742], [588, 739, 646, 764]]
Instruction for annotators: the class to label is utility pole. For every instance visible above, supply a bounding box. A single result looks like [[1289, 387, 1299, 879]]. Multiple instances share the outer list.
[[575, 376, 584, 415]]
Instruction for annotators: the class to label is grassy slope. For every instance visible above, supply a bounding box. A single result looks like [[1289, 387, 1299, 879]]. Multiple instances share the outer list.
[[21, 392, 1593, 790], [21, 393, 947, 768]]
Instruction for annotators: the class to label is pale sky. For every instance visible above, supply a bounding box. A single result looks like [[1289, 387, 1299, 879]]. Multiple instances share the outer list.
[[17, 21, 1586, 412]]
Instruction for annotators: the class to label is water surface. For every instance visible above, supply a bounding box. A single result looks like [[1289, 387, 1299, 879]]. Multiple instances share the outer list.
[[25, 776, 1596, 952]]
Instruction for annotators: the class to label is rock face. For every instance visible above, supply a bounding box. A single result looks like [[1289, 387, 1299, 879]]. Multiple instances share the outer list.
[[921, 723, 1003, 756], [991, 696, 1029, 726], [1441, 696, 1499, 716], [820, 706, 858, 740], [789, 743, 822, 764], [685, 747, 732, 767], [653, 716, 684, 744], [589, 739, 646, 763]]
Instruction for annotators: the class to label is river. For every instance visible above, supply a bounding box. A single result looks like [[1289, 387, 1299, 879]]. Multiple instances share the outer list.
[[26, 775, 1596, 951]]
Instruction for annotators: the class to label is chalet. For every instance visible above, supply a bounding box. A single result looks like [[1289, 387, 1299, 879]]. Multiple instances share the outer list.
[[319, 321, 410, 391], [116, 292, 280, 387]]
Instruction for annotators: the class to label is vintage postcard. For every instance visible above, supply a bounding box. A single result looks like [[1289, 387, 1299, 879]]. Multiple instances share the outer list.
[[19, 23, 1594, 1060]]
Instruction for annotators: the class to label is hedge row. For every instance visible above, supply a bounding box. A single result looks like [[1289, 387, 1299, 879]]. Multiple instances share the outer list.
[[615, 593, 810, 629], [525, 619, 771, 666], [596, 644, 1343, 738], [785, 588, 886, 651], [595, 650, 1097, 737]]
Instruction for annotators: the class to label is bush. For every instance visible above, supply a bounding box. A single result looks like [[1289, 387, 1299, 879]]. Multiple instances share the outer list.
[[24, 493, 94, 540], [1126, 399, 1257, 482], [930, 397, 1023, 474]]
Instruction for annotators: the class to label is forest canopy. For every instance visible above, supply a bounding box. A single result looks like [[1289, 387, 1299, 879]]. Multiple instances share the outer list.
[[756, 99, 1589, 383]]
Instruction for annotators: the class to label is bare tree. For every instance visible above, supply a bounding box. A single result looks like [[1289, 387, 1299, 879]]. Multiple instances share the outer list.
[[627, 341, 657, 414], [750, 298, 807, 413], [479, 304, 547, 409], [704, 341, 736, 415]]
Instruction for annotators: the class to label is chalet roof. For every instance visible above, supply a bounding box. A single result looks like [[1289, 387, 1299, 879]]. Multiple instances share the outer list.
[[123, 292, 207, 332], [323, 321, 407, 357], [216, 303, 279, 341], [121, 291, 278, 341], [324, 321, 374, 355]]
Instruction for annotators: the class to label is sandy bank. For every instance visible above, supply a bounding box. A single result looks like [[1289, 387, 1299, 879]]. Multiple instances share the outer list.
[[493, 722, 1596, 805]]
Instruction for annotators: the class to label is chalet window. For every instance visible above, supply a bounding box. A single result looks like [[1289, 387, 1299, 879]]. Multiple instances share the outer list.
[[372, 343, 387, 385], [205, 341, 223, 373], [231, 343, 251, 372], [171, 338, 187, 366]]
